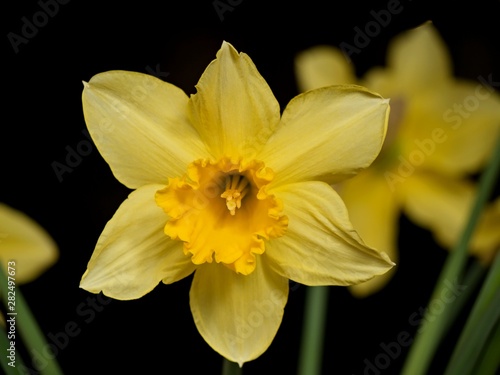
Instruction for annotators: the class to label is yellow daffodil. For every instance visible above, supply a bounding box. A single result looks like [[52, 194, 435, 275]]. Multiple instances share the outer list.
[[0, 203, 58, 284], [79, 41, 394, 365], [295, 22, 500, 297]]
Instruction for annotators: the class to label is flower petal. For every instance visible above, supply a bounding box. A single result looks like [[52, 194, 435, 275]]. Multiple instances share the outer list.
[[0, 203, 58, 284], [80, 185, 196, 300], [188, 41, 281, 160], [402, 174, 500, 263], [402, 173, 499, 264], [190, 260, 288, 366], [387, 22, 452, 93], [337, 169, 401, 297], [361, 67, 397, 98], [265, 181, 394, 285], [294, 45, 356, 92], [399, 172, 475, 250], [259, 85, 389, 186], [83, 70, 209, 189], [411, 81, 500, 176], [471, 198, 500, 264]]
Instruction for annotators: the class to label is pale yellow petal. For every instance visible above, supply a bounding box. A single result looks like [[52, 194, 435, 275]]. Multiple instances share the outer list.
[[80, 185, 196, 300], [188, 41, 281, 160], [373, 79, 499, 179], [361, 67, 395, 97], [259, 85, 389, 187], [83, 71, 209, 189], [190, 260, 288, 366], [421, 81, 500, 175], [0, 203, 58, 284], [265, 181, 394, 285], [399, 172, 475, 250], [335, 169, 401, 297], [401, 173, 500, 263], [294, 45, 356, 92], [387, 22, 451, 93]]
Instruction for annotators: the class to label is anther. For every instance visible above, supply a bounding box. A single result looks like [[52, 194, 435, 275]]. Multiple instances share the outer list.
[[221, 174, 250, 215]]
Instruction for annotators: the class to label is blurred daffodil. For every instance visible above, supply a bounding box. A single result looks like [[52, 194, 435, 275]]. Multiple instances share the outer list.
[[295, 22, 500, 297], [0, 203, 58, 284], [79, 41, 394, 365]]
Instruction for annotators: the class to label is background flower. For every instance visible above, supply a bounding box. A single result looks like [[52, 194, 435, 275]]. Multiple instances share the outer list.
[[295, 22, 500, 297], [0, 203, 58, 284]]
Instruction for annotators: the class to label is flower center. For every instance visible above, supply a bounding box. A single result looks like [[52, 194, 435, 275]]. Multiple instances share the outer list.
[[155, 158, 288, 275], [220, 174, 250, 216]]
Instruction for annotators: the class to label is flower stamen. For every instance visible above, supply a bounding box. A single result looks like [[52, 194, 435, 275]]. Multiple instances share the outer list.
[[221, 174, 250, 215]]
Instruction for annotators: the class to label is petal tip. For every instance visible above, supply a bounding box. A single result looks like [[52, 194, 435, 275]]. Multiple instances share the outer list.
[[381, 251, 396, 268], [220, 40, 237, 54], [217, 40, 243, 63], [78, 277, 90, 291]]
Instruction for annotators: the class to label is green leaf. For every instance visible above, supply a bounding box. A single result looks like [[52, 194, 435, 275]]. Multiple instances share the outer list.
[[444, 252, 500, 375], [472, 317, 500, 375]]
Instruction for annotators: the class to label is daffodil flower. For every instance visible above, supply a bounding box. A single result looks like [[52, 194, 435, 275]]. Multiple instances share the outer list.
[[0, 203, 58, 284], [79, 41, 394, 365], [295, 22, 500, 297]]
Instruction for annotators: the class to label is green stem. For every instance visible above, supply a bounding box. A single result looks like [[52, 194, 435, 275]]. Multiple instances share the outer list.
[[444, 252, 500, 375], [222, 358, 242, 375], [0, 264, 64, 375], [297, 286, 329, 375], [439, 259, 486, 335], [401, 135, 500, 375]]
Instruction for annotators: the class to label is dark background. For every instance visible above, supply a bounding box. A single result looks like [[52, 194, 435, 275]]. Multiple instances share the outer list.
[[3, 0, 499, 374]]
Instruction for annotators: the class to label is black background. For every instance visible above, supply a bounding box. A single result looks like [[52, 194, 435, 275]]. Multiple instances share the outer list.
[[3, 0, 500, 374]]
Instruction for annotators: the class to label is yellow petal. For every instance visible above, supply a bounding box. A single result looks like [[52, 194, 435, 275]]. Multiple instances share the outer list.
[[470, 198, 500, 263], [188, 41, 281, 160], [80, 185, 196, 300], [294, 45, 356, 92], [361, 66, 403, 100], [399, 172, 475, 250], [82, 71, 209, 189], [265, 181, 394, 285], [415, 81, 500, 176], [387, 22, 451, 94], [338, 169, 401, 297], [190, 260, 288, 366], [259, 85, 389, 187], [0, 203, 58, 284], [401, 173, 500, 263], [372, 79, 499, 179]]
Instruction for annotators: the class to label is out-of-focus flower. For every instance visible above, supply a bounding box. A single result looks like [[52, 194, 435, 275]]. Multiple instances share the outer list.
[[0, 203, 58, 284], [295, 22, 500, 297], [79, 41, 394, 365]]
